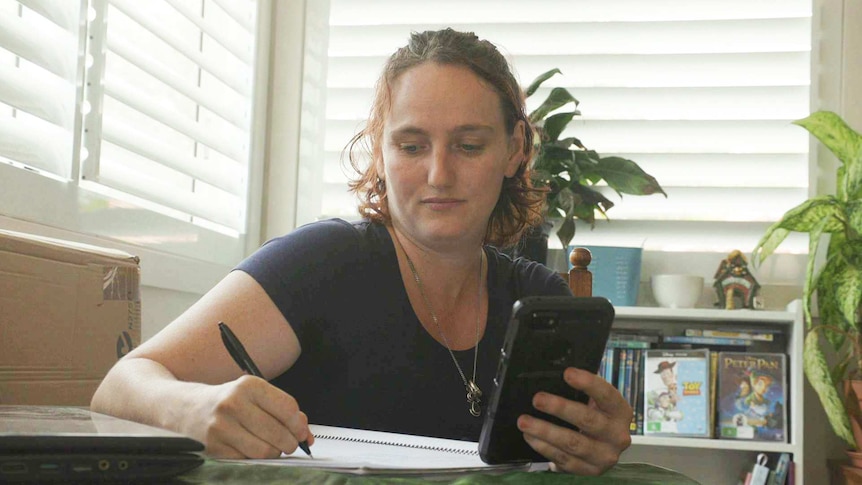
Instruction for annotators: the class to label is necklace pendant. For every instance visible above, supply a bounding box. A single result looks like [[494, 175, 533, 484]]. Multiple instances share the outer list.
[[466, 380, 482, 417]]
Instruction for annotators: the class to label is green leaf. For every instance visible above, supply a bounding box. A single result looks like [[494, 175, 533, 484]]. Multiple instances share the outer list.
[[751, 224, 789, 267], [831, 252, 862, 327], [795, 111, 862, 200], [528, 88, 578, 124], [543, 112, 578, 142], [553, 137, 585, 150], [556, 217, 576, 250], [524, 68, 561, 97], [832, 352, 854, 386], [774, 196, 845, 232], [847, 200, 862, 238], [816, 253, 853, 349], [803, 218, 830, 330], [589, 156, 667, 197], [804, 331, 857, 448], [556, 187, 576, 214], [532, 146, 574, 175]]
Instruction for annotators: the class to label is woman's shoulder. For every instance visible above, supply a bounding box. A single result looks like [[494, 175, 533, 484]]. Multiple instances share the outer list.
[[238, 219, 388, 271], [486, 246, 571, 297]]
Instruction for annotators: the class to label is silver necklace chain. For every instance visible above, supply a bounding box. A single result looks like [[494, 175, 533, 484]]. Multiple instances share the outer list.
[[397, 236, 484, 418]]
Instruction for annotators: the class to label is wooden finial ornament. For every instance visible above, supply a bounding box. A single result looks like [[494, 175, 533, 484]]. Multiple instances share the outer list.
[[568, 247, 593, 297]]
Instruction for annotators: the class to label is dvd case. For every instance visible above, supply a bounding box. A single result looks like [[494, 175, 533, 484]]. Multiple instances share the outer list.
[[643, 349, 710, 437], [716, 352, 787, 442]]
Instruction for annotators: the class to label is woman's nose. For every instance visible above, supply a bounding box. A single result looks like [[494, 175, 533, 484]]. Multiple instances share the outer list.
[[427, 146, 454, 188]]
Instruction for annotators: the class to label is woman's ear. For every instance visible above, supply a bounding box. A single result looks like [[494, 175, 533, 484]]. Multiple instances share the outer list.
[[505, 120, 527, 178]]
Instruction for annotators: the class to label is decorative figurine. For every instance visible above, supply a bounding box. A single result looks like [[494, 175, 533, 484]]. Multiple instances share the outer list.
[[713, 250, 761, 310]]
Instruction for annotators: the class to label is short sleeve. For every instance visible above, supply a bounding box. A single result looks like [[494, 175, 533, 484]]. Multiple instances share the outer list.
[[234, 219, 364, 340]]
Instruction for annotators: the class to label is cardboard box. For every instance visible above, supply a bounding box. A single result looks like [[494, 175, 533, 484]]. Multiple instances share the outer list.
[[0, 229, 141, 405]]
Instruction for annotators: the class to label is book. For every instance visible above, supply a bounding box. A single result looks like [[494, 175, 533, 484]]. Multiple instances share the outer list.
[[685, 328, 776, 342], [663, 335, 756, 347], [631, 348, 645, 435], [223, 425, 529, 476], [716, 352, 788, 442], [771, 452, 791, 485], [644, 349, 711, 437], [709, 351, 719, 437]]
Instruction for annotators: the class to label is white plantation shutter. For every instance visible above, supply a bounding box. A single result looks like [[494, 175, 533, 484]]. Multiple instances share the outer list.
[[305, 0, 812, 256], [0, 1, 83, 177], [80, 0, 258, 232]]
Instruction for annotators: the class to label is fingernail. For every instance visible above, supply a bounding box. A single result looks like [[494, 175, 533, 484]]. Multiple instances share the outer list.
[[565, 367, 580, 382], [533, 393, 547, 410], [517, 415, 531, 431]]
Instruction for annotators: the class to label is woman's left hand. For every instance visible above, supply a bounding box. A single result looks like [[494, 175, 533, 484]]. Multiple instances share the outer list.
[[517, 367, 633, 475]]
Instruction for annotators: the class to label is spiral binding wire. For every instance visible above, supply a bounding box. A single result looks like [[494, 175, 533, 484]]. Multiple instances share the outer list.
[[314, 433, 479, 456]]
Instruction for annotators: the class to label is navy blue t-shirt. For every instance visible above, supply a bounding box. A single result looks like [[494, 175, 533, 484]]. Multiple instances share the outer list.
[[235, 219, 571, 441]]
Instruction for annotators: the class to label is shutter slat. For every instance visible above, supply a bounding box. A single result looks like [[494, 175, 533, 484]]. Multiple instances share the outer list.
[[110, 0, 251, 97], [0, 7, 77, 80], [0, 61, 72, 127], [103, 77, 246, 164], [107, 33, 248, 129], [330, 0, 811, 24], [18, 0, 80, 33], [329, 18, 811, 56], [0, 114, 69, 176], [163, 0, 253, 63], [96, 160, 241, 230], [102, 119, 244, 196]]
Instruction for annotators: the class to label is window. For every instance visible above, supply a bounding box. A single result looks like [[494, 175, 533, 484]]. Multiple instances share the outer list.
[[0, 0, 269, 280], [299, 0, 815, 283]]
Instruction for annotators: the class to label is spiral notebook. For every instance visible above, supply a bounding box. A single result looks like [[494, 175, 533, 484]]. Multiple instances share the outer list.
[[224, 424, 532, 476]]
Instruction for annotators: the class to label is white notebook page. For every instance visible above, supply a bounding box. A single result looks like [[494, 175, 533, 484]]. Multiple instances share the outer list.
[[226, 424, 529, 475]]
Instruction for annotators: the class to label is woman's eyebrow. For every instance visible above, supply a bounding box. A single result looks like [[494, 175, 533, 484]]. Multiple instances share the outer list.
[[388, 124, 495, 138], [451, 124, 495, 135]]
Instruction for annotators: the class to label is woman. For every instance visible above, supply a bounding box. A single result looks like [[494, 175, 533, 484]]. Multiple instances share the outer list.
[[91, 28, 632, 475]]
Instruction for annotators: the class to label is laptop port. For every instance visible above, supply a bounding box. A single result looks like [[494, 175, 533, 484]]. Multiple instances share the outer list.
[[39, 463, 60, 472], [118, 460, 129, 470], [98, 459, 110, 471], [72, 465, 93, 473], [1, 462, 28, 474]]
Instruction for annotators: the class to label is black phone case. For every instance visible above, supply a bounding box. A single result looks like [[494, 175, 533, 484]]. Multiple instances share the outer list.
[[478, 296, 614, 464]]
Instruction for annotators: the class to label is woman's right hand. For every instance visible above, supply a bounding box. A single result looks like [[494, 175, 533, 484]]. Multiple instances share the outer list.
[[188, 375, 314, 459]]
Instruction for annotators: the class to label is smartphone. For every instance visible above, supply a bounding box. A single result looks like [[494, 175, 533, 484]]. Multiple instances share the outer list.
[[478, 296, 614, 464]]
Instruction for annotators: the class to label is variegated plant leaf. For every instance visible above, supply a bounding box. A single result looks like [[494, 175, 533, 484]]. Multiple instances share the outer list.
[[779, 196, 844, 232], [847, 200, 862, 237], [832, 254, 862, 327], [817, 277, 850, 350], [752, 222, 790, 266], [804, 331, 857, 448], [794, 111, 862, 200], [832, 351, 854, 386], [803, 218, 831, 329]]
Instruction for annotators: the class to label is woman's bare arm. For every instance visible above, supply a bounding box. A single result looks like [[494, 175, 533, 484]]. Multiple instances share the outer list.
[[91, 270, 310, 457]]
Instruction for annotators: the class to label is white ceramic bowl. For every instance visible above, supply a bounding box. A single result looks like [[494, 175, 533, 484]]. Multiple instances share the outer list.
[[651, 274, 704, 309]]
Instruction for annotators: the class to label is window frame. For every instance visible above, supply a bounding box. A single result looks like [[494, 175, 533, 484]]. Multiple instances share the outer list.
[[0, 0, 272, 292]]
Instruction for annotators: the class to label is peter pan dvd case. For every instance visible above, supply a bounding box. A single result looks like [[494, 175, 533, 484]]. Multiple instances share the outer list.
[[716, 352, 787, 442]]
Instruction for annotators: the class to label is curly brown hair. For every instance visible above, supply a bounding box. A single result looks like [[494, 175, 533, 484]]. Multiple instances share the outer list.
[[345, 28, 545, 248]]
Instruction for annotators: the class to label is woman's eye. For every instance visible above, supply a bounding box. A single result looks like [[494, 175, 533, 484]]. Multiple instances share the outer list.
[[399, 144, 421, 154]]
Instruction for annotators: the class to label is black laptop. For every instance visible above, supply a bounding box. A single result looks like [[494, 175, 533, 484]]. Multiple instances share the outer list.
[[0, 405, 204, 483]]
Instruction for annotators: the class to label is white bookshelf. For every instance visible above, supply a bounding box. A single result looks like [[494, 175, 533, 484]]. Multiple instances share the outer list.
[[613, 304, 805, 485]]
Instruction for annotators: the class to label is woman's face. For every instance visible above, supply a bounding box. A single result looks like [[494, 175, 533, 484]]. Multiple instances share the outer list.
[[380, 62, 523, 250]]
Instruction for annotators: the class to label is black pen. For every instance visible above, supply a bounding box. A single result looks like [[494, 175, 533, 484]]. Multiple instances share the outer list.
[[218, 321, 313, 458]]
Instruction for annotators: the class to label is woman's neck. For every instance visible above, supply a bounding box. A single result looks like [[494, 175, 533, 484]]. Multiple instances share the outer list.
[[387, 224, 487, 349]]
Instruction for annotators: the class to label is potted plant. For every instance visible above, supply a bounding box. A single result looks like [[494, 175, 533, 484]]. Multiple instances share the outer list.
[[520, 69, 666, 262], [752, 110, 862, 453]]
